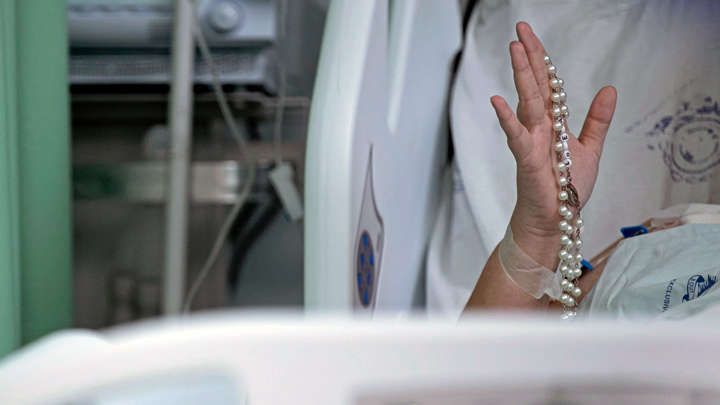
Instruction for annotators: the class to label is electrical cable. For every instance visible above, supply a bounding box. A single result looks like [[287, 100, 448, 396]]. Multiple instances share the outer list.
[[227, 198, 282, 289], [182, 2, 257, 313]]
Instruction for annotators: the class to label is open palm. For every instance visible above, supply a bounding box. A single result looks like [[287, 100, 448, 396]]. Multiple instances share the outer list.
[[490, 22, 617, 245]]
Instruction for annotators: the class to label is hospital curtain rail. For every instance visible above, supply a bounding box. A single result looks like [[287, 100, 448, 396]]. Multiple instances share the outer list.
[[0, 0, 72, 357]]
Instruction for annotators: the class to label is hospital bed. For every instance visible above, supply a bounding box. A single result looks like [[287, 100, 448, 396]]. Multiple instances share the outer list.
[[3, 314, 720, 404], [304, 0, 462, 313]]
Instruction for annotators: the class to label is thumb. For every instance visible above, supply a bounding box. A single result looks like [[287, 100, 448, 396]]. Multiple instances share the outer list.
[[578, 86, 617, 160]]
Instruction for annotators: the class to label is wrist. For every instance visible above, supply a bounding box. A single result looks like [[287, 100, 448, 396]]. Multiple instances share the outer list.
[[509, 214, 561, 271]]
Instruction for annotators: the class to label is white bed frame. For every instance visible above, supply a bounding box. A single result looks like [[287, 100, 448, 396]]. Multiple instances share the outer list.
[[3, 314, 720, 404], [304, 0, 462, 312]]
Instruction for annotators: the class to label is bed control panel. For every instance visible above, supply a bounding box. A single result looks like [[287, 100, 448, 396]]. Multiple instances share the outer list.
[[354, 151, 384, 310]]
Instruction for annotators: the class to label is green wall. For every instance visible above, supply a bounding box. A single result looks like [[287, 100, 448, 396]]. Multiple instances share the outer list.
[[0, 0, 72, 356], [0, 0, 22, 357]]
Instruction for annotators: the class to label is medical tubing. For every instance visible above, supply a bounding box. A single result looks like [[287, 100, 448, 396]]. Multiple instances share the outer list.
[[183, 4, 257, 313], [498, 225, 563, 300]]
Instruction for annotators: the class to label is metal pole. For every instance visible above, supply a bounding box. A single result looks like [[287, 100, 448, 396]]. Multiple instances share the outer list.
[[163, 0, 195, 314]]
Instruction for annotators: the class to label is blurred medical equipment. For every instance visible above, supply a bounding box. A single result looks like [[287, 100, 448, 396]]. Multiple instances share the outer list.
[[304, 0, 462, 312], [4, 314, 720, 404], [68, 0, 277, 92], [428, 0, 720, 317], [71, 0, 319, 326], [180, 1, 258, 313]]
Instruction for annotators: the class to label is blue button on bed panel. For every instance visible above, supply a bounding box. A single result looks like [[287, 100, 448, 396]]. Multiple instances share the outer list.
[[360, 254, 365, 266], [367, 272, 372, 285], [363, 234, 368, 248], [364, 290, 369, 305], [358, 273, 362, 286], [369, 252, 374, 265]]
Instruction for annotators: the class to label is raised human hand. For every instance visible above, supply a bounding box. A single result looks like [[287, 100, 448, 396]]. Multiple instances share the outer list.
[[490, 22, 617, 268]]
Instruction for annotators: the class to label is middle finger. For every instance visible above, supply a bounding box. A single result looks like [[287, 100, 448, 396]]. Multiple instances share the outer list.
[[510, 41, 545, 127], [516, 22, 553, 109]]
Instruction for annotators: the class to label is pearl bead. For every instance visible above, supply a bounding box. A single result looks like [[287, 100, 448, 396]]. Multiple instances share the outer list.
[[557, 162, 566, 172], [552, 106, 562, 117], [566, 253, 575, 263], [561, 105, 569, 115], [555, 141, 564, 151], [559, 234, 570, 245], [557, 78, 564, 88], [553, 121, 564, 131], [573, 268, 582, 278], [563, 225, 574, 235], [560, 279, 570, 290], [572, 287, 582, 297], [564, 210, 573, 220], [575, 253, 584, 263], [558, 206, 569, 217], [559, 91, 567, 102], [575, 239, 583, 249], [543, 55, 551, 63], [565, 240, 574, 249], [547, 64, 556, 75], [564, 281, 574, 292], [560, 294, 570, 304], [551, 92, 562, 104], [558, 177, 568, 186], [558, 220, 568, 230], [575, 218, 584, 228], [561, 313, 571, 321], [550, 78, 560, 89], [566, 297, 575, 306], [558, 249, 568, 260], [558, 191, 568, 201]]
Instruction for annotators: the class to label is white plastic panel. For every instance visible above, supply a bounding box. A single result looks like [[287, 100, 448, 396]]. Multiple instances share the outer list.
[[4, 315, 720, 404], [304, 0, 462, 312]]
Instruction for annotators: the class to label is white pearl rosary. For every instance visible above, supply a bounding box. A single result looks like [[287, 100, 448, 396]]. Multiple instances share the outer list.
[[543, 54, 584, 321]]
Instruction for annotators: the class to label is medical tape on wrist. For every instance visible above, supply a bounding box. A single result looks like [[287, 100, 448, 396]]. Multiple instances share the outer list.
[[498, 225, 563, 300]]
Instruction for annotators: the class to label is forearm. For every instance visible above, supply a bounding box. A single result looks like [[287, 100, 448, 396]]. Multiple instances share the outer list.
[[465, 246, 549, 310], [464, 216, 560, 311]]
